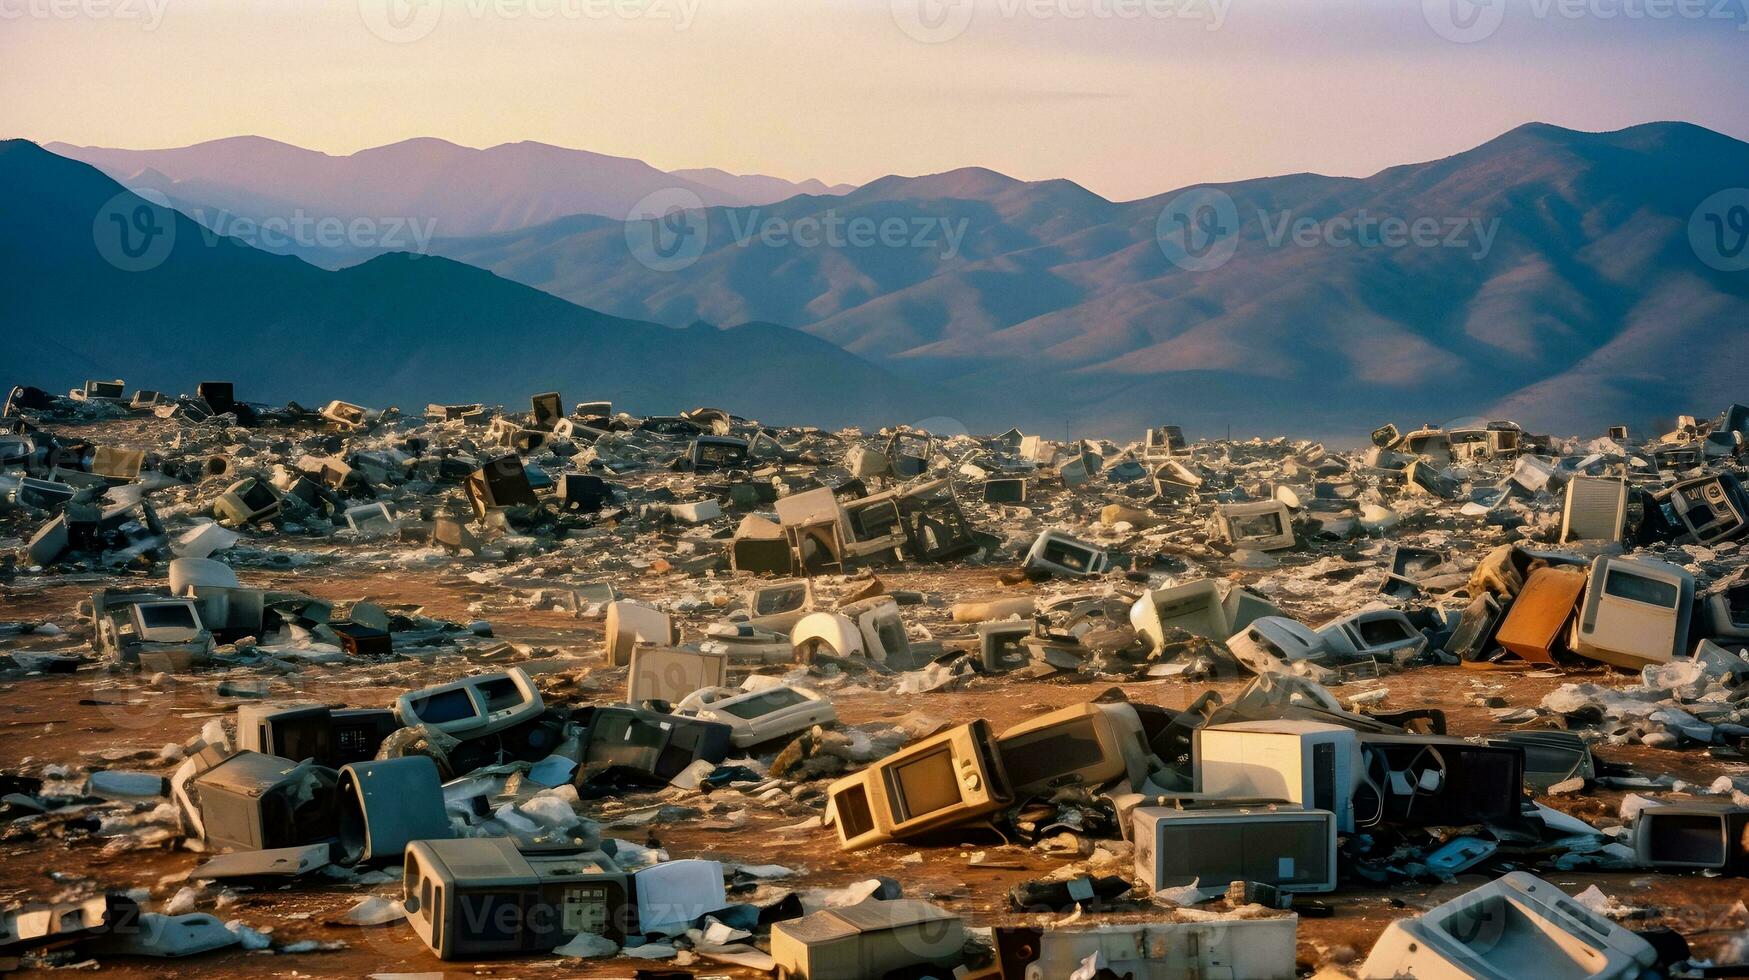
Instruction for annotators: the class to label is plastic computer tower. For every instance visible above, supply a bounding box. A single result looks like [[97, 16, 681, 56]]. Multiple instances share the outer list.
[[770, 899, 965, 980], [1494, 567, 1587, 664], [576, 706, 733, 786], [827, 720, 1013, 851], [1560, 476, 1628, 543], [995, 702, 1151, 798], [1570, 556, 1695, 669], [1361, 871, 1657, 980], [1194, 720, 1365, 831], [627, 644, 728, 706], [1633, 801, 1749, 875], [1360, 735, 1525, 828], [403, 837, 629, 959], [188, 749, 339, 852], [1133, 804, 1337, 894], [334, 756, 453, 866], [236, 703, 397, 769]]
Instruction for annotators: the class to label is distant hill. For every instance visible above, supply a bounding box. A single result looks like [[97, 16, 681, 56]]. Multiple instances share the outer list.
[[0, 139, 926, 428], [45, 136, 855, 257], [410, 122, 1749, 439]]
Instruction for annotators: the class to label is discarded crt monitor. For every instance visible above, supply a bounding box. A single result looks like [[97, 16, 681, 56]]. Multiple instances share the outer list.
[[769, 898, 964, 980], [464, 454, 539, 520], [674, 684, 837, 748], [403, 837, 630, 958], [977, 620, 1034, 674], [188, 749, 339, 852], [827, 720, 1013, 851], [528, 391, 564, 431], [214, 477, 282, 526], [983, 478, 1028, 504], [683, 435, 750, 472], [1645, 474, 1747, 545], [1227, 617, 1331, 676], [995, 701, 1151, 798], [1134, 803, 1337, 894], [1214, 500, 1296, 551], [575, 705, 732, 786], [560, 473, 612, 512], [1704, 579, 1749, 640], [1023, 530, 1110, 579], [1560, 476, 1628, 544], [1570, 556, 1695, 670], [1360, 871, 1657, 980], [1359, 734, 1525, 828], [631, 858, 727, 935], [604, 600, 678, 667], [1130, 579, 1228, 649], [627, 644, 728, 706], [236, 703, 397, 769], [1633, 801, 1749, 875], [1445, 594, 1508, 664], [394, 667, 544, 741], [1194, 720, 1366, 832], [335, 756, 453, 866], [1317, 609, 1427, 662]]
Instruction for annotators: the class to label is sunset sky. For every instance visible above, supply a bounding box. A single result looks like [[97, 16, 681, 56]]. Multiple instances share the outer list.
[[4, 0, 1746, 200]]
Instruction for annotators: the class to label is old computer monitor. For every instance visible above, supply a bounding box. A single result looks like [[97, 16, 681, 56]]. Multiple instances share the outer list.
[[394, 668, 544, 741], [1133, 803, 1337, 894], [1570, 556, 1695, 669], [827, 720, 1013, 851], [403, 837, 630, 959], [995, 702, 1150, 799]]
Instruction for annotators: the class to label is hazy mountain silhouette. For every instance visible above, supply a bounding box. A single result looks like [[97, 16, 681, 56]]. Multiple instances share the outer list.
[[409, 122, 1749, 438], [45, 136, 855, 254], [0, 139, 925, 427]]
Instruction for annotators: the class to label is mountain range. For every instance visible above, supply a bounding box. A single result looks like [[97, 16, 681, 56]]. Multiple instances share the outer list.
[[13, 123, 1749, 439], [46, 136, 855, 260], [0, 139, 925, 427]]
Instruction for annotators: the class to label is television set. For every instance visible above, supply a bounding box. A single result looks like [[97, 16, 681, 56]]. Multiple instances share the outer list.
[[188, 749, 339, 852], [236, 703, 397, 768], [1214, 501, 1296, 551], [995, 701, 1151, 798], [576, 705, 733, 786], [1023, 530, 1110, 578], [827, 720, 1013, 851], [1633, 801, 1749, 874]]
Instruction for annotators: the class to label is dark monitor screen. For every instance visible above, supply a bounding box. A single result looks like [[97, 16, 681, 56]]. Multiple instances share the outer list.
[[999, 717, 1104, 790], [478, 678, 523, 712], [139, 603, 197, 630], [1645, 813, 1726, 865], [240, 481, 279, 511], [1604, 569, 1679, 608], [887, 748, 962, 820], [412, 688, 479, 725], [1232, 512, 1284, 538], [1358, 618, 1414, 645]]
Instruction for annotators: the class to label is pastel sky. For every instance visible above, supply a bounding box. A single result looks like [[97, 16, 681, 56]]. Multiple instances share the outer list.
[[3, 0, 1746, 201]]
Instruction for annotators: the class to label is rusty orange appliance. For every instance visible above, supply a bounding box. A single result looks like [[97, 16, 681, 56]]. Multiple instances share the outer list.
[[1494, 567, 1587, 664]]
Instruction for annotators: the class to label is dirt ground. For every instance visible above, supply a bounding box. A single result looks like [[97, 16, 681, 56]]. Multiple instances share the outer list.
[[5, 555, 1749, 979]]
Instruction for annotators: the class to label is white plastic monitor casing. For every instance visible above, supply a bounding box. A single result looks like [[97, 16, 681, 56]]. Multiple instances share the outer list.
[[674, 685, 837, 748], [393, 666, 543, 740], [604, 601, 677, 667], [627, 645, 728, 706], [633, 859, 726, 936], [1317, 609, 1428, 661], [1570, 556, 1695, 669], [1024, 917, 1297, 980], [1226, 617, 1330, 676], [1130, 579, 1229, 650], [1215, 500, 1297, 551], [1133, 804, 1338, 894], [129, 599, 207, 644], [1359, 871, 1656, 980], [1194, 719, 1364, 832]]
